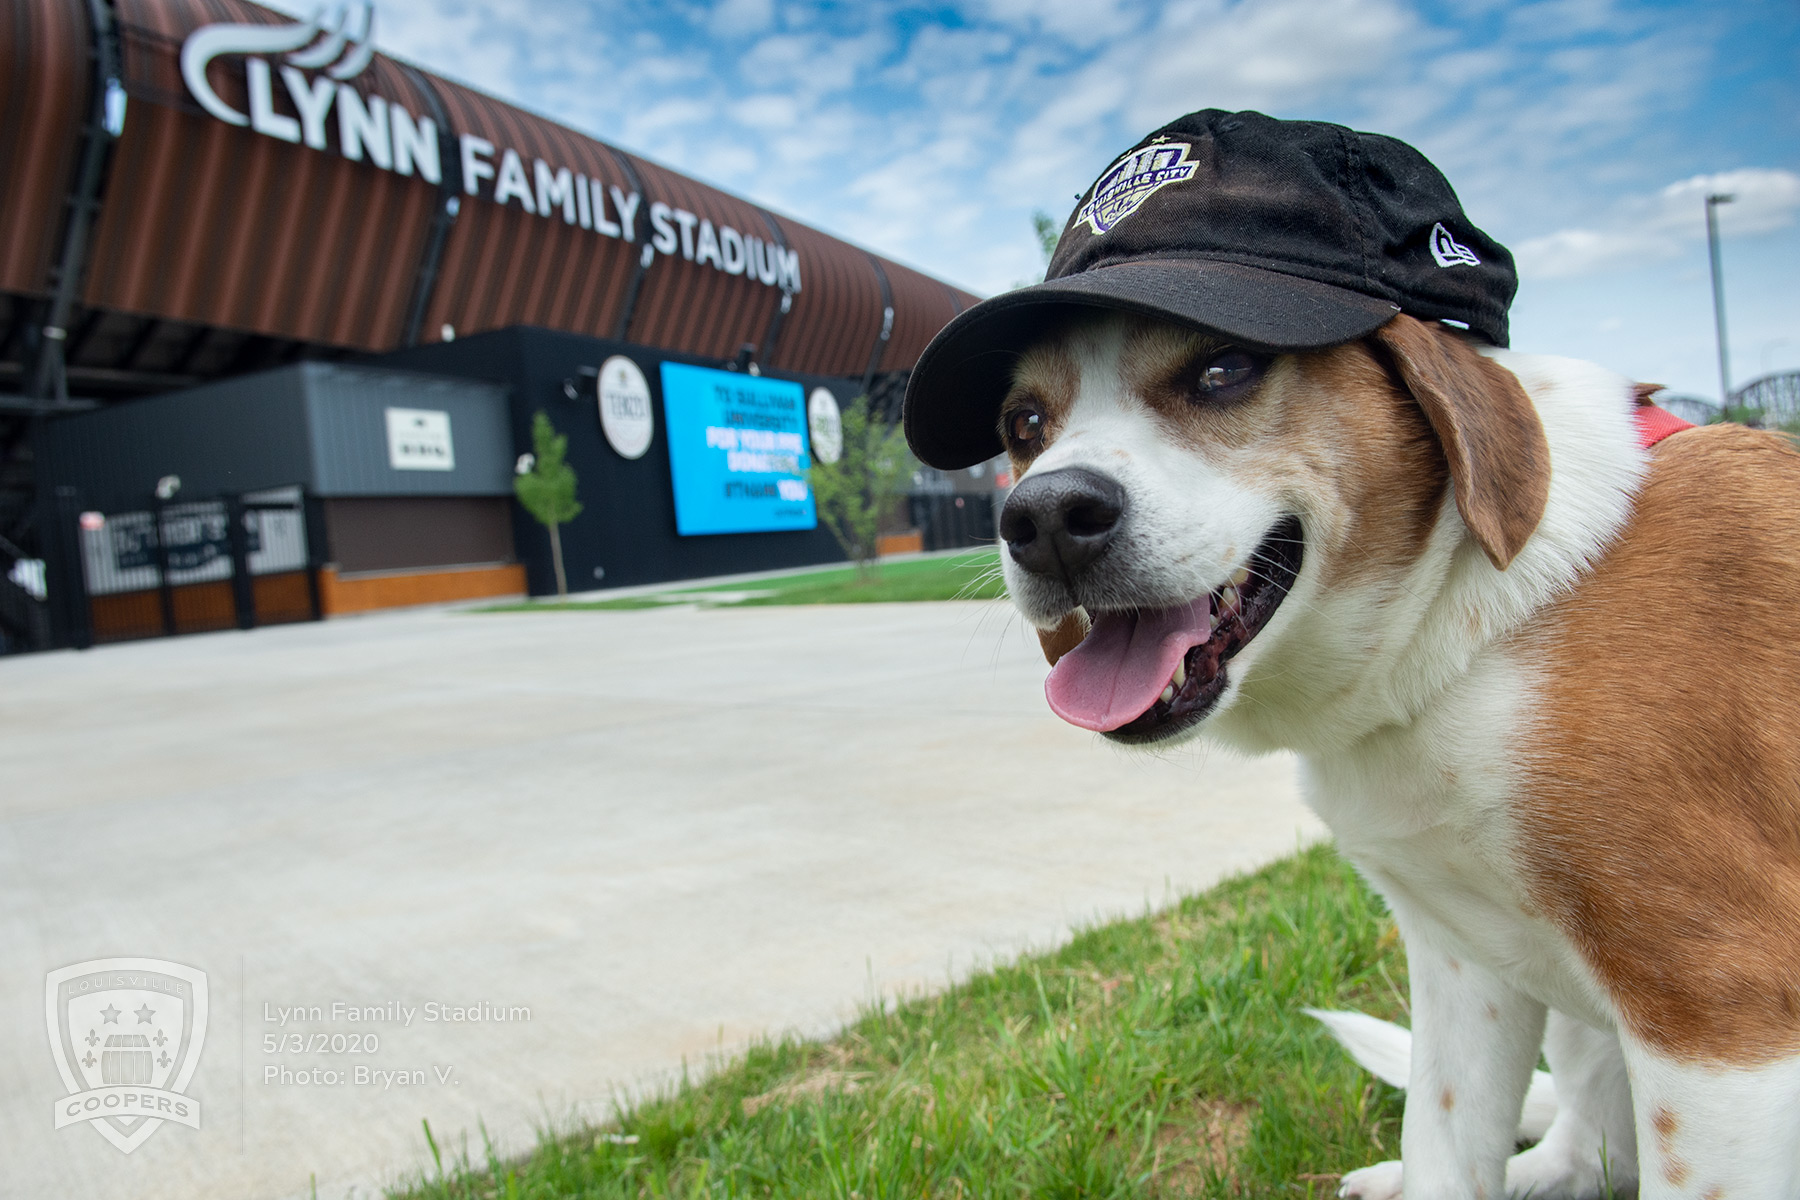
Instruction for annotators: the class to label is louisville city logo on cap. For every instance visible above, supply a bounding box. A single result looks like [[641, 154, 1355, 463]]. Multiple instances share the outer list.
[[1078, 140, 1199, 235], [46, 958, 209, 1153]]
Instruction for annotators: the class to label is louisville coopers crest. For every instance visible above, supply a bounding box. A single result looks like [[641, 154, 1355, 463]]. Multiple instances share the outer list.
[[46, 958, 209, 1153]]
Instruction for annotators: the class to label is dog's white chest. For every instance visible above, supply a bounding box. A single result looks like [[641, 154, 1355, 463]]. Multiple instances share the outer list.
[[1297, 656, 1613, 1028]]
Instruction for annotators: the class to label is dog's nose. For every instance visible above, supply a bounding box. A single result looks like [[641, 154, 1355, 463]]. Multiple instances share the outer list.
[[1001, 467, 1127, 580]]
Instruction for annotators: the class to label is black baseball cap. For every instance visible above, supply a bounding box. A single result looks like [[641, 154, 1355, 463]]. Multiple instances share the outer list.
[[904, 109, 1517, 469]]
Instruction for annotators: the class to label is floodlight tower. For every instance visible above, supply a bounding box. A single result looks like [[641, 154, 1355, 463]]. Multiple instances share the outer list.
[[1706, 192, 1736, 405]]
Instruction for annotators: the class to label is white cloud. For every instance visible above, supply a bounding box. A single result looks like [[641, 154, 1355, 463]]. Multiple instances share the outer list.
[[730, 93, 804, 130], [1653, 169, 1800, 236], [1502, 0, 1647, 42], [710, 0, 776, 38], [1513, 227, 1670, 278], [972, 0, 1146, 48], [252, 0, 1790, 323], [1119, 0, 1414, 124], [739, 29, 891, 95], [624, 97, 720, 138], [1516, 168, 1800, 279]]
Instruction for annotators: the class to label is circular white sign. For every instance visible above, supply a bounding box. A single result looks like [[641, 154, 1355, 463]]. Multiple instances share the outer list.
[[597, 356, 654, 460], [808, 387, 843, 465]]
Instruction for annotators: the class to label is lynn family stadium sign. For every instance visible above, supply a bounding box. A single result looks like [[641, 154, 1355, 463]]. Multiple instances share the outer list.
[[179, 2, 803, 294]]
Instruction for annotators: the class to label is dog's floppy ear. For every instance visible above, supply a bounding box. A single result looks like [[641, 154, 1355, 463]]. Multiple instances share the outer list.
[[1373, 314, 1550, 570], [1037, 608, 1090, 667]]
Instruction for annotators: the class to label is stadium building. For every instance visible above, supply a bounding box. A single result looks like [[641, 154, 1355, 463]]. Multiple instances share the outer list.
[[0, 0, 997, 652]]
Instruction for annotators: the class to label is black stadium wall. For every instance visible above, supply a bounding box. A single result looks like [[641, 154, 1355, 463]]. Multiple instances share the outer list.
[[375, 327, 858, 596]]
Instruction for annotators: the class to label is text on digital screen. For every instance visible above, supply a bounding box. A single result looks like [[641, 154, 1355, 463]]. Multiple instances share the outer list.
[[659, 362, 817, 536]]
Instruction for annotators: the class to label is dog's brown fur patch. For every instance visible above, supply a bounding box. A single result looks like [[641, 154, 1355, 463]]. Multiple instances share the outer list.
[[1002, 336, 1082, 472], [1279, 341, 1451, 592], [1372, 315, 1551, 570], [1517, 424, 1800, 1064], [1122, 325, 1272, 455], [1037, 608, 1090, 667]]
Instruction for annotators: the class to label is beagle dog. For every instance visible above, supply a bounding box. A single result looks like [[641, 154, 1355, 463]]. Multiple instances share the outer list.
[[988, 307, 1800, 1197]]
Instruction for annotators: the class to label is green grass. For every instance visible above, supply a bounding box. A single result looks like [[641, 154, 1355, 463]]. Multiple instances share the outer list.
[[480, 549, 1006, 612], [390, 845, 1413, 1199]]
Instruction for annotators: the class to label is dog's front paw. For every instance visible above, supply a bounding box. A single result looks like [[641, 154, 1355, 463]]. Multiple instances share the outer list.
[[1338, 1160, 1402, 1199], [1506, 1140, 1636, 1199]]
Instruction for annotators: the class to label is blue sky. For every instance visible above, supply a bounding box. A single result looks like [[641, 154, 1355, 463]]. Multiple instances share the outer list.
[[309, 0, 1797, 400]]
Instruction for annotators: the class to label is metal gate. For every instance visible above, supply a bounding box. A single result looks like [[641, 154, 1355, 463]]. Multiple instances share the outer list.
[[909, 492, 998, 552], [72, 487, 320, 645]]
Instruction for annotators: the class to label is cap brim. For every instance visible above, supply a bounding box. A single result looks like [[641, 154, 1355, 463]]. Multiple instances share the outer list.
[[904, 258, 1402, 469]]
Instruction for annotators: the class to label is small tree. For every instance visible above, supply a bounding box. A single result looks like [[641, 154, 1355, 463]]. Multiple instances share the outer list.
[[809, 396, 912, 582], [1032, 209, 1060, 266], [513, 411, 583, 599], [1012, 210, 1063, 289]]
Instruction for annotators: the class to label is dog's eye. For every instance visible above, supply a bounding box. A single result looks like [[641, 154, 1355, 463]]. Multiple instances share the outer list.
[[1193, 350, 1264, 400], [1006, 407, 1045, 447]]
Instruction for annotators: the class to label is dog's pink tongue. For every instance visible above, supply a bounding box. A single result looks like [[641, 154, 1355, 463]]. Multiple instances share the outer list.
[[1044, 600, 1212, 732]]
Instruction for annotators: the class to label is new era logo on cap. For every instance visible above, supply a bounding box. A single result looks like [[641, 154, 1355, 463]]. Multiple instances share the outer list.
[[1430, 222, 1482, 269]]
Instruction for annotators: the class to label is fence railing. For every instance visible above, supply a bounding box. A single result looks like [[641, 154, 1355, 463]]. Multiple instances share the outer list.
[[908, 492, 997, 553], [1656, 371, 1800, 430], [68, 486, 321, 646]]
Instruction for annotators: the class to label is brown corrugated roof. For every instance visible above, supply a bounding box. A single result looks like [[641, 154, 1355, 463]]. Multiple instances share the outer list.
[[0, 0, 91, 297], [6, 0, 982, 381], [879, 256, 970, 374], [767, 216, 887, 378], [81, 0, 437, 349]]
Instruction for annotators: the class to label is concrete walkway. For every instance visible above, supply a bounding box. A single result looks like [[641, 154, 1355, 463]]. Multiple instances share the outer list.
[[0, 600, 1322, 1200]]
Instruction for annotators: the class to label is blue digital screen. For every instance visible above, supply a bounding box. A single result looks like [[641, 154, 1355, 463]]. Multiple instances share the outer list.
[[660, 362, 817, 536]]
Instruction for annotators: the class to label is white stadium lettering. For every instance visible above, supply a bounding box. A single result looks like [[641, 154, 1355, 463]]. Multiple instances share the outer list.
[[178, 8, 795, 289], [246, 58, 300, 143], [591, 180, 618, 236], [493, 148, 537, 213], [390, 106, 438, 181], [696, 219, 723, 269], [535, 160, 577, 224], [610, 187, 639, 241], [575, 173, 593, 229], [460, 135, 495, 195], [336, 85, 389, 169], [673, 208, 699, 260], [280, 66, 335, 149], [649, 202, 678, 255], [774, 244, 801, 292]]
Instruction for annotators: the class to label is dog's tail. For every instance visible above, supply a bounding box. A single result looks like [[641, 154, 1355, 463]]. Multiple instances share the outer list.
[[1304, 1008, 1557, 1141]]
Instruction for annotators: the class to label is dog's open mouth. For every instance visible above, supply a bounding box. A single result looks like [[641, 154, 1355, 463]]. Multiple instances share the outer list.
[[1044, 516, 1304, 743]]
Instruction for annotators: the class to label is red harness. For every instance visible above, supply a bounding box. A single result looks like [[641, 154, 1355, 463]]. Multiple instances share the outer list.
[[1634, 402, 1694, 449]]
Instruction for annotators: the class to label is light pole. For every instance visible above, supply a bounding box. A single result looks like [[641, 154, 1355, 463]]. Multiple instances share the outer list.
[[1706, 192, 1735, 406]]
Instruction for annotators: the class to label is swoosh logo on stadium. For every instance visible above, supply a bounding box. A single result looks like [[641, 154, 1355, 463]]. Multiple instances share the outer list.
[[181, 1, 375, 128]]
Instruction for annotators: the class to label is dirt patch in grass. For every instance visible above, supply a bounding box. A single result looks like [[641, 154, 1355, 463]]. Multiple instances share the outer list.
[[1147, 1098, 1255, 1194], [740, 1068, 868, 1117]]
